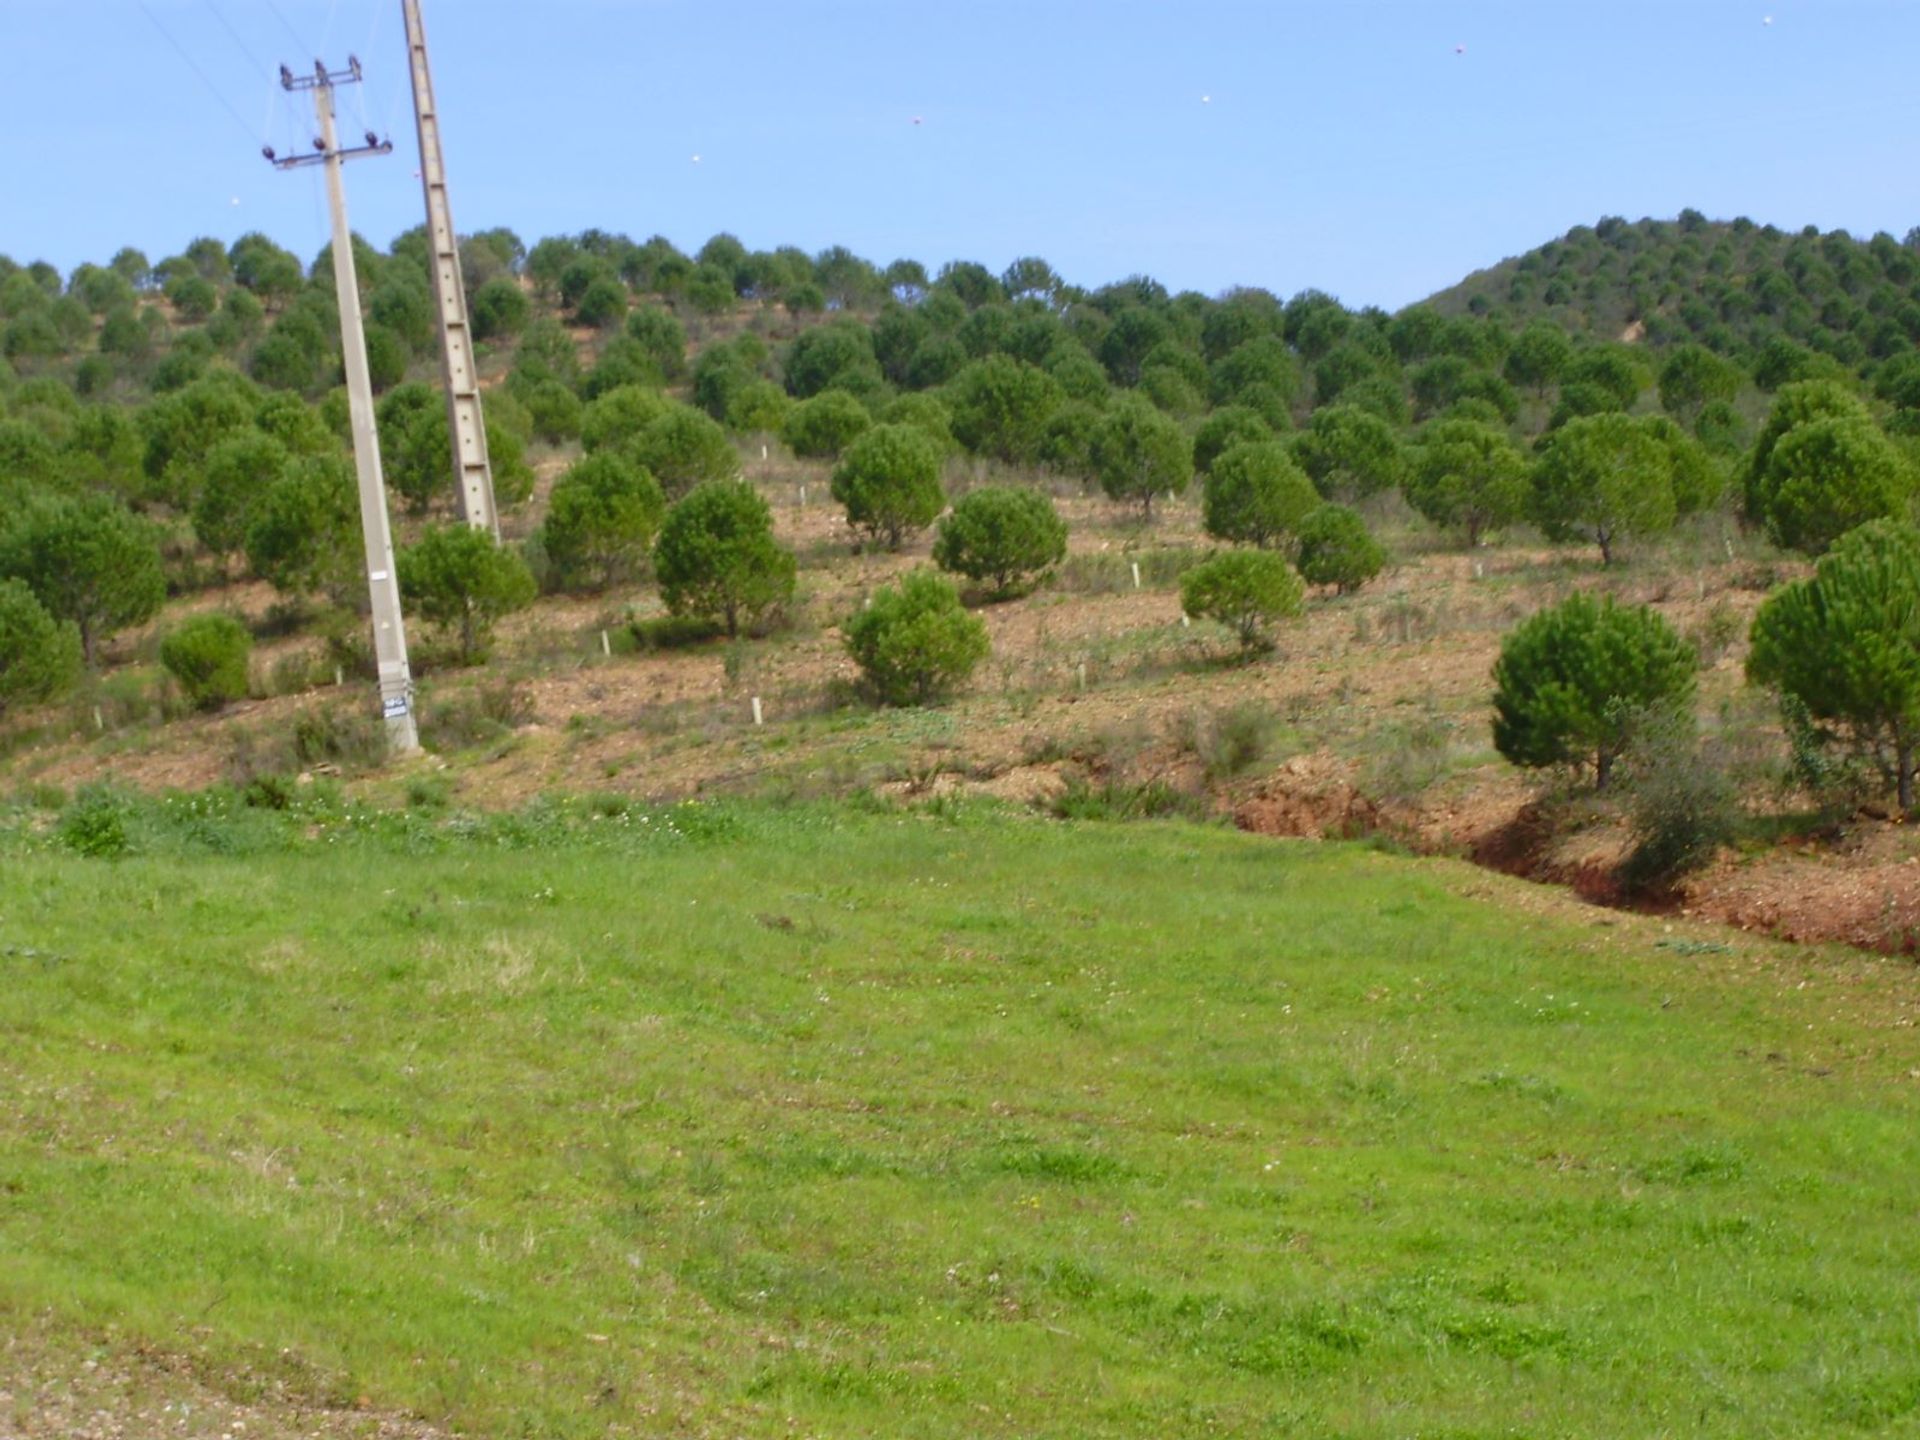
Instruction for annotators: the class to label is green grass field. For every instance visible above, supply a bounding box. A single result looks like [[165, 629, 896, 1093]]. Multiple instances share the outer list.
[[4, 795, 1920, 1437]]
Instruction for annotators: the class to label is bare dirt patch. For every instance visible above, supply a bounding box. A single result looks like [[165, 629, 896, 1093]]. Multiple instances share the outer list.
[[0, 1317, 447, 1440]]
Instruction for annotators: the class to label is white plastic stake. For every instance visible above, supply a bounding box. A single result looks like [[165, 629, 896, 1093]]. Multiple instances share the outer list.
[[1131, 560, 1142, 590], [751, 696, 764, 726], [761, 444, 769, 461], [334, 666, 344, 687], [1181, 613, 1191, 628], [601, 629, 611, 657], [799, 484, 807, 507], [93, 706, 104, 732], [1077, 661, 1087, 690]]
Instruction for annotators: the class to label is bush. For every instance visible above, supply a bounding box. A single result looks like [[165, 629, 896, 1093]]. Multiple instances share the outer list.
[[574, 276, 629, 330], [831, 423, 946, 550], [1492, 592, 1697, 789], [244, 455, 360, 605], [471, 277, 531, 341], [880, 393, 957, 453], [193, 432, 289, 563], [725, 380, 789, 435], [158, 613, 253, 711], [1294, 504, 1386, 593], [782, 390, 871, 460], [932, 486, 1068, 598], [1179, 550, 1305, 655], [945, 355, 1064, 464], [630, 404, 737, 498], [1192, 405, 1272, 477], [843, 570, 990, 705], [59, 785, 134, 858], [397, 525, 538, 665], [1292, 404, 1405, 499], [1617, 706, 1739, 896], [581, 384, 671, 453], [629, 613, 727, 651], [0, 577, 81, 717], [1752, 415, 1914, 556], [653, 481, 796, 637], [521, 379, 583, 444], [538, 451, 666, 592], [1202, 440, 1319, 550]]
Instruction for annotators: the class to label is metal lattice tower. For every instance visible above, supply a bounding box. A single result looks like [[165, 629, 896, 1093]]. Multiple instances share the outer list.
[[401, 0, 498, 537]]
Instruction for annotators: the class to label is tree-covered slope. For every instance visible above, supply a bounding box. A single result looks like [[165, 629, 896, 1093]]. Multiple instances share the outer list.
[[1423, 209, 1920, 369]]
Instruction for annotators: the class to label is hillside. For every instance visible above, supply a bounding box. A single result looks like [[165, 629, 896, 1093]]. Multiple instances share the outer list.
[[1422, 210, 1920, 368], [5, 212, 1920, 952]]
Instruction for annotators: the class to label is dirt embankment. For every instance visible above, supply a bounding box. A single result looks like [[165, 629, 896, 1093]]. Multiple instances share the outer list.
[[1229, 749, 1920, 955]]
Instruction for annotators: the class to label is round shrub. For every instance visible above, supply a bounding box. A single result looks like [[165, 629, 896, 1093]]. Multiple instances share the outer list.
[[831, 423, 946, 550], [1203, 440, 1319, 549], [581, 385, 672, 453], [1753, 415, 1914, 556], [1192, 405, 1272, 477], [471, 276, 531, 341], [1294, 504, 1387, 593], [725, 379, 790, 435], [631, 404, 737, 498], [1492, 591, 1696, 790], [843, 570, 991, 705], [539, 451, 667, 591], [783, 390, 871, 460], [159, 612, 253, 711], [1180, 550, 1305, 655], [932, 486, 1068, 598], [654, 481, 797, 637], [397, 525, 538, 665], [0, 577, 82, 717]]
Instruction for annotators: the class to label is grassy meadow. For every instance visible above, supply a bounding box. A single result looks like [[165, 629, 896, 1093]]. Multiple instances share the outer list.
[[3, 795, 1920, 1437]]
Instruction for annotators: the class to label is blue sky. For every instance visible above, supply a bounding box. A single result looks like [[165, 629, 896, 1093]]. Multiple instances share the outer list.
[[4, 1, 1918, 309]]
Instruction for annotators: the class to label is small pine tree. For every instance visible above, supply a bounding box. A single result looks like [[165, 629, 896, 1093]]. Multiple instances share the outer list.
[[653, 481, 797, 637], [0, 494, 166, 667], [782, 390, 872, 460], [397, 526, 537, 665], [1492, 592, 1696, 789], [158, 613, 253, 711], [1294, 504, 1386, 594], [932, 486, 1068, 598], [1202, 440, 1319, 550], [1180, 550, 1305, 656], [843, 570, 990, 705], [830, 423, 946, 550], [538, 452, 667, 592], [1748, 519, 1920, 809], [0, 577, 82, 717]]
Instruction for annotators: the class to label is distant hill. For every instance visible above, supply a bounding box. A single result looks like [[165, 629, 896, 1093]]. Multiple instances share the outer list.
[[1420, 210, 1920, 368]]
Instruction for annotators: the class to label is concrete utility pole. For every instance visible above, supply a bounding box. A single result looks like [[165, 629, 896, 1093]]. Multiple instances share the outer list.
[[401, 0, 499, 538], [265, 59, 420, 755]]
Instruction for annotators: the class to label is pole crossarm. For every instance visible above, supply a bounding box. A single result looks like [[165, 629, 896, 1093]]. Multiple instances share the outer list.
[[262, 58, 394, 169]]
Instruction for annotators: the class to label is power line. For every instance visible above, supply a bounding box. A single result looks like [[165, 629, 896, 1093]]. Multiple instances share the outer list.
[[261, 0, 310, 56], [133, 0, 262, 144], [200, 0, 274, 81]]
